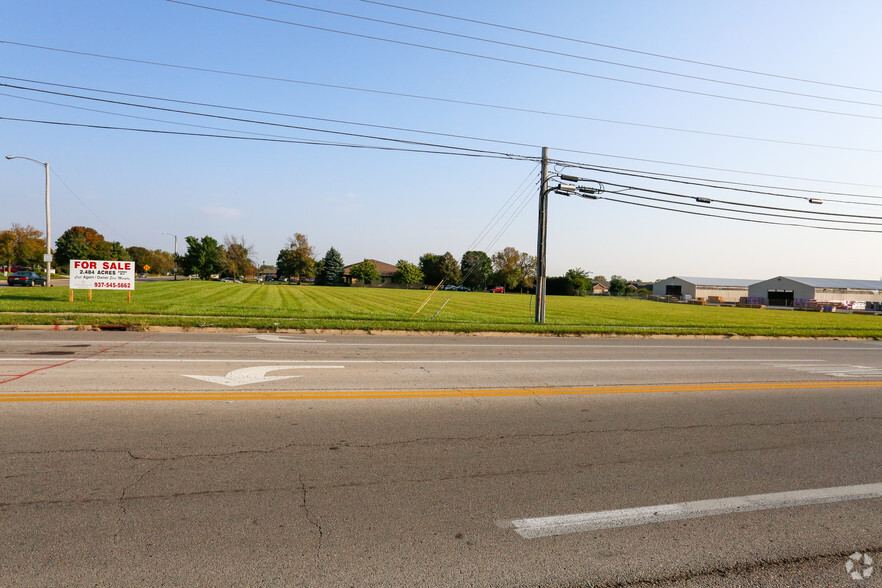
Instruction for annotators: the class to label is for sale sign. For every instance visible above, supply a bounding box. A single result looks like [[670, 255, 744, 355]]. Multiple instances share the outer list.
[[69, 260, 135, 290]]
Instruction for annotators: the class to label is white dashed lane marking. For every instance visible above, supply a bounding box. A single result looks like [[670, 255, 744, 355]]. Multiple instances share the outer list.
[[498, 482, 882, 539], [766, 363, 882, 378]]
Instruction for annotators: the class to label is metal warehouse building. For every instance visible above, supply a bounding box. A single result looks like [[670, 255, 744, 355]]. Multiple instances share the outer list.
[[652, 277, 757, 303], [747, 277, 882, 308]]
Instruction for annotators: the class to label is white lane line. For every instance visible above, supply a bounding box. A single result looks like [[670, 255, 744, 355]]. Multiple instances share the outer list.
[[498, 482, 882, 539], [1, 340, 879, 351], [0, 358, 825, 364]]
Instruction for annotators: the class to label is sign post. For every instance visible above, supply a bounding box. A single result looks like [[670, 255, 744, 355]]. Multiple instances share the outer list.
[[69, 260, 135, 302]]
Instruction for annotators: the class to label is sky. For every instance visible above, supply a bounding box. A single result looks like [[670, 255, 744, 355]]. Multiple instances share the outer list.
[[3, 1, 882, 282]]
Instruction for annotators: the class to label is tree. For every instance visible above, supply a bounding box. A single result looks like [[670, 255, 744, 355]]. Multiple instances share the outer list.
[[276, 233, 315, 282], [460, 251, 492, 291], [150, 250, 174, 275], [0, 231, 14, 273], [127, 247, 174, 275], [54, 226, 108, 269], [0, 223, 45, 271], [492, 247, 522, 290], [565, 267, 591, 296], [518, 252, 536, 291], [223, 234, 256, 279], [593, 275, 607, 283], [609, 275, 628, 296], [126, 246, 153, 273], [178, 235, 224, 280], [419, 253, 443, 286], [316, 246, 344, 286], [438, 252, 462, 285], [394, 259, 423, 289], [492, 246, 535, 292], [349, 259, 381, 285], [108, 241, 131, 262]]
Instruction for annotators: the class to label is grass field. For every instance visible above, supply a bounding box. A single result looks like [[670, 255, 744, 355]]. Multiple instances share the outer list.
[[1, 281, 881, 337]]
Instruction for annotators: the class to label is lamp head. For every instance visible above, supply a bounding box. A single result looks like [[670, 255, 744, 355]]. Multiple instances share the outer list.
[[5, 155, 15, 160]]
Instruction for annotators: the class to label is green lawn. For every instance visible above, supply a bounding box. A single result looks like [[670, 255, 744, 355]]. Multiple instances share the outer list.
[[1, 281, 881, 337]]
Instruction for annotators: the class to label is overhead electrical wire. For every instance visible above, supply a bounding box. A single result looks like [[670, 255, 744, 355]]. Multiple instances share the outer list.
[[167, 1, 882, 122], [0, 91, 349, 143], [555, 160, 882, 200], [598, 188, 882, 226], [0, 82, 522, 157], [16, 84, 881, 217], [3, 50, 880, 158], [5, 76, 882, 197], [554, 160, 882, 205], [4, 111, 879, 235], [0, 116, 530, 160], [598, 194, 882, 233], [354, 0, 882, 97], [6, 87, 882, 216], [264, 0, 882, 110], [6, 45, 882, 189]]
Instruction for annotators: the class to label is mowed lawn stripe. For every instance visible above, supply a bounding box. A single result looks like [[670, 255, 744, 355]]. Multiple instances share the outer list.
[[1, 281, 881, 337]]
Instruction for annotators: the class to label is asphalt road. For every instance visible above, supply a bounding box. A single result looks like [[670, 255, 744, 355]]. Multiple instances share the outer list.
[[2, 331, 881, 586]]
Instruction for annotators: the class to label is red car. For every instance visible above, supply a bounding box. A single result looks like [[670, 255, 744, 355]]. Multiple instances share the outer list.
[[491, 286, 504, 293]]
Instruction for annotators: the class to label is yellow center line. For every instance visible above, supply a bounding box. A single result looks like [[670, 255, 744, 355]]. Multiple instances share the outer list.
[[1, 381, 880, 402]]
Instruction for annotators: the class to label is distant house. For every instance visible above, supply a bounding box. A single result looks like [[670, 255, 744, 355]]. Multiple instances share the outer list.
[[343, 259, 398, 287], [591, 279, 610, 295], [257, 267, 276, 279]]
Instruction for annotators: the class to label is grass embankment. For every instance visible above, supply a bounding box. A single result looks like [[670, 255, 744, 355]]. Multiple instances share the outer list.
[[1, 281, 880, 337]]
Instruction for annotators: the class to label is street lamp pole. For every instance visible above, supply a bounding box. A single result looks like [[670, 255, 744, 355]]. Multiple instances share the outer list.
[[163, 232, 178, 280], [6, 155, 51, 287]]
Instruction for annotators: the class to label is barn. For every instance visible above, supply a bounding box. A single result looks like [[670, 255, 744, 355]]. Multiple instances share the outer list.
[[652, 276, 756, 303], [747, 277, 882, 308]]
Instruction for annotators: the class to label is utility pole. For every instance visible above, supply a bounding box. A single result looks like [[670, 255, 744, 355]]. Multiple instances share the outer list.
[[535, 147, 549, 323]]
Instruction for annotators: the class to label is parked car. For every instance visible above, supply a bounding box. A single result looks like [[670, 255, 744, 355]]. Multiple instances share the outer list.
[[7, 271, 46, 287], [491, 286, 504, 293]]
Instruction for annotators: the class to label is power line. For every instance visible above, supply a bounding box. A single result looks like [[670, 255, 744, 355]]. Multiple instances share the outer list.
[[0, 116, 530, 160], [7, 75, 882, 195], [8, 81, 882, 210], [266, 0, 882, 110], [0, 80, 551, 153], [168, 1, 882, 121], [554, 160, 882, 206], [602, 188, 882, 226], [0, 82, 522, 157], [355, 0, 882, 97], [4, 47, 880, 157], [556, 160, 882, 199], [599, 194, 882, 234], [7, 41, 882, 175]]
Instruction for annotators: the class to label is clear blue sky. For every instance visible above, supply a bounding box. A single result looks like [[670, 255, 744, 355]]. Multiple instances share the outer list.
[[4, 1, 882, 281]]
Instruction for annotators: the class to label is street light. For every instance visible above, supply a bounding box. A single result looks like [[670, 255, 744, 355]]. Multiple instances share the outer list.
[[6, 155, 51, 287], [163, 232, 178, 280]]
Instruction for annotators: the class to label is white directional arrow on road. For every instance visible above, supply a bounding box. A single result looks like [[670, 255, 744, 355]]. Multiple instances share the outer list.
[[240, 334, 327, 343], [182, 365, 343, 387]]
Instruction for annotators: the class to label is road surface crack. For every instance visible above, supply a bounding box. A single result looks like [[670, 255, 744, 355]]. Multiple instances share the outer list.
[[299, 475, 323, 557]]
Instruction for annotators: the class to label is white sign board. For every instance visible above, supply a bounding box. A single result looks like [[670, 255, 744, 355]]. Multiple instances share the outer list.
[[69, 260, 135, 290]]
